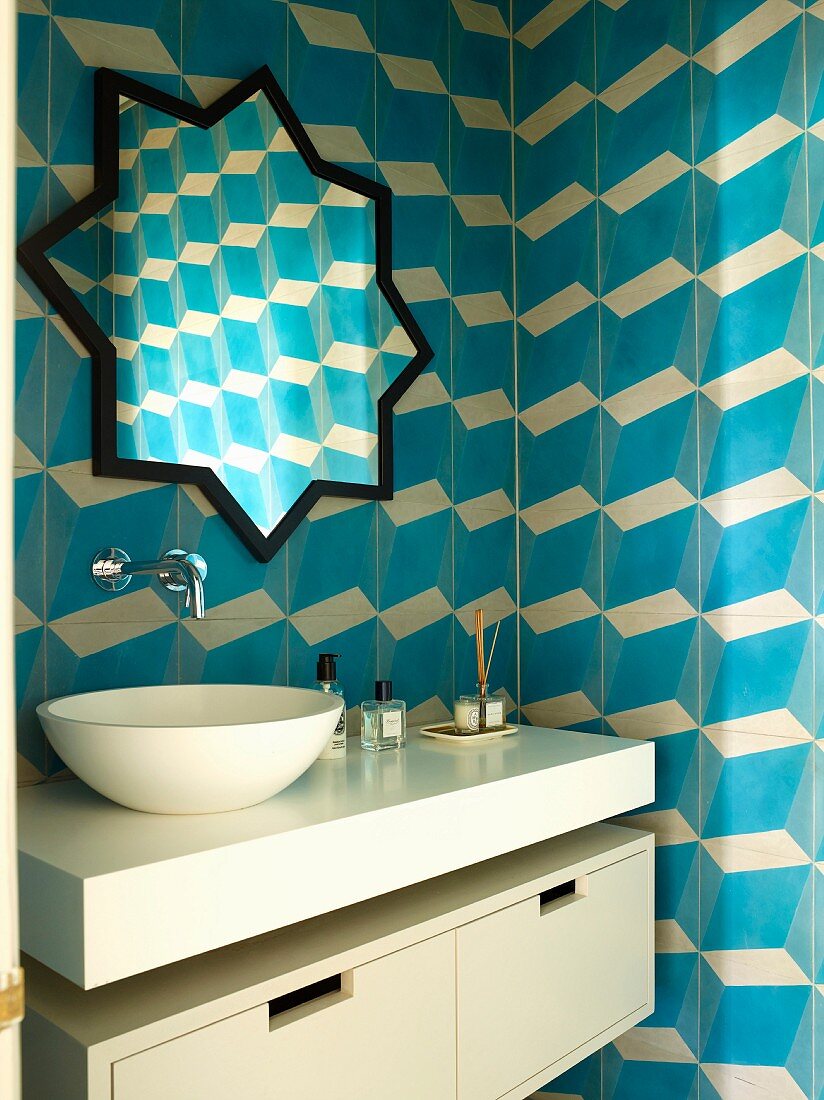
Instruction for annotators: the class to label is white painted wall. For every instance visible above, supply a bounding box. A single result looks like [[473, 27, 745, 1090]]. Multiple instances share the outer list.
[[0, 0, 21, 1094]]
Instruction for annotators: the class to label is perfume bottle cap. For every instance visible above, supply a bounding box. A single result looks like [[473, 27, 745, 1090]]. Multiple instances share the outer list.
[[375, 679, 392, 702], [317, 653, 341, 681]]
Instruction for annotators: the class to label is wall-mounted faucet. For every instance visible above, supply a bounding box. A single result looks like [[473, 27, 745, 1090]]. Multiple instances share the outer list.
[[91, 548, 208, 619]]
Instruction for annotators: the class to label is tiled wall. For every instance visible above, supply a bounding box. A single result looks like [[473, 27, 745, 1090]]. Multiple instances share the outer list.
[[515, 0, 823, 1097], [15, 0, 518, 783], [14, 0, 824, 1097]]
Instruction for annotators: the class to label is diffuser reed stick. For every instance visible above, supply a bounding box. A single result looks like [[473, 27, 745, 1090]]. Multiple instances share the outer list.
[[484, 620, 501, 686], [475, 608, 485, 693]]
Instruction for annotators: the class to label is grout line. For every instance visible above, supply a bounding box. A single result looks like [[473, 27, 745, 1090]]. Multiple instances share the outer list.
[[509, 0, 521, 720], [592, 4, 606, 1094], [689, 0, 703, 1088], [285, 1, 291, 684], [802, 8, 816, 1095], [592, 0, 604, 747], [448, 0, 456, 709]]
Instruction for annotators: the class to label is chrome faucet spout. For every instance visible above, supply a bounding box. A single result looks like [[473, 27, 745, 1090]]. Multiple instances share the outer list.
[[91, 548, 208, 619]]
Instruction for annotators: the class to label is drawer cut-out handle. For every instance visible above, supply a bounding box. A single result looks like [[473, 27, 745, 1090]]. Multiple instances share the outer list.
[[539, 876, 587, 915], [268, 973, 342, 1019]]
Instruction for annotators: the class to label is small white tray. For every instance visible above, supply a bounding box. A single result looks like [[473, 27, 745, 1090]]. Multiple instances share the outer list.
[[419, 723, 519, 743]]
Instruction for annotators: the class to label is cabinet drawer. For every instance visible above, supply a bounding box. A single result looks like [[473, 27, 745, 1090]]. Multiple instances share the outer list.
[[457, 850, 650, 1100], [113, 933, 455, 1100]]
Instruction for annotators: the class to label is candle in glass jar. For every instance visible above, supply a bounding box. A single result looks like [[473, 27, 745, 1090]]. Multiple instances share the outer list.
[[454, 697, 481, 732]]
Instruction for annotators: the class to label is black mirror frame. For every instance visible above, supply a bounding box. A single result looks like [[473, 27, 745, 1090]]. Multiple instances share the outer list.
[[17, 66, 433, 562]]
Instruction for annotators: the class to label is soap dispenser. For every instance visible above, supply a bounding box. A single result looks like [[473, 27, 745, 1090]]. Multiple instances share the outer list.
[[315, 653, 347, 760]]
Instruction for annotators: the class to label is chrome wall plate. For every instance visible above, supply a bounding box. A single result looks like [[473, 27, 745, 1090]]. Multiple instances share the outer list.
[[91, 547, 132, 592]]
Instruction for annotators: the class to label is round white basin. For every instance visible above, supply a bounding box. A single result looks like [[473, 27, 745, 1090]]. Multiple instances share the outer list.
[[37, 684, 343, 815]]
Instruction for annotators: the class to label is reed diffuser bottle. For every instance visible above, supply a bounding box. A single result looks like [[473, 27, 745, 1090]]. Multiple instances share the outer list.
[[454, 611, 505, 732]]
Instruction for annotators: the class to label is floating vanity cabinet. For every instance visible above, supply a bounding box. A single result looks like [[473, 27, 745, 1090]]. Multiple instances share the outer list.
[[457, 850, 650, 1099], [23, 823, 654, 1100], [114, 935, 456, 1100]]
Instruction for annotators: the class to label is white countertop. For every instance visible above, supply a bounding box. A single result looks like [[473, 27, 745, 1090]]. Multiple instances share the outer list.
[[19, 726, 654, 989]]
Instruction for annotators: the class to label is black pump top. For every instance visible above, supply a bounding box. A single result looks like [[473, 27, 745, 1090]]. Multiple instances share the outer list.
[[375, 679, 392, 702], [316, 653, 341, 681]]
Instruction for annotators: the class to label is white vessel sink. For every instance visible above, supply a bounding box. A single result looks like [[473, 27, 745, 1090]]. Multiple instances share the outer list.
[[37, 685, 343, 815]]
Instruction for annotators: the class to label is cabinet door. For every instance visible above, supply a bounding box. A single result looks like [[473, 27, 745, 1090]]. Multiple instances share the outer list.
[[113, 933, 456, 1100], [457, 851, 650, 1100]]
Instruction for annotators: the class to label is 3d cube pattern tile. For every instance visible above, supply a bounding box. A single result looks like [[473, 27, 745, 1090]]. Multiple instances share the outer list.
[[14, 0, 824, 1096], [515, 0, 822, 1098]]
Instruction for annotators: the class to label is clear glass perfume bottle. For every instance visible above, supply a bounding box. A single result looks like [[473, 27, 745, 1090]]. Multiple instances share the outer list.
[[361, 680, 406, 752]]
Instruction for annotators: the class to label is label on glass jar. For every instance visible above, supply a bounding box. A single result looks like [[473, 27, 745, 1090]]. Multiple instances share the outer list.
[[382, 710, 403, 740], [484, 698, 504, 728]]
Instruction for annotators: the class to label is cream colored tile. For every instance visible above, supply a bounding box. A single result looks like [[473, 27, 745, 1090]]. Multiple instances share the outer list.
[[602, 258, 693, 318], [380, 587, 452, 640], [520, 692, 599, 729], [694, 0, 801, 75], [518, 281, 596, 336], [521, 589, 599, 633], [612, 809, 697, 845], [53, 17, 179, 73], [699, 230, 806, 297], [603, 366, 693, 426], [515, 0, 589, 48], [394, 373, 451, 414], [306, 125, 372, 164], [599, 46, 688, 113], [454, 388, 515, 429], [323, 341, 378, 373], [270, 434, 321, 467], [322, 260, 376, 290], [516, 182, 594, 240], [656, 919, 696, 953], [452, 194, 511, 227], [291, 4, 372, 51], [604, 478, 696, 531], [607, 700, 696, 739], [378, 54, 447, 94], [393, 267, 449, 303], [606, 591, 697, 638], [519, 381, 598, 436], [454, 589, 516, 633], [50, 618, 172, 659], [452, 96, 510, 131], [702, 468, 809, 527], [451, 0, 509, 37], [324, 423, 378, 458], [703, 590, 810, 642], [270, 203, 319, 228], [455, 489, 515, 531], [221, 220, 266, 248], [703, 829, 809, 872], [701, 1063, 807, 1100], [613, 1027, 696, 1064], [52, 163, 94, 200], [697, 114, 803, 184], [291, 588, 376, 644], [382, 480, 452, 527], [453, 291, 513, 327], [701, 348, 807, 410], [182, 617, 281, 651], [601, 152, 691, 214], [519, 486, 599, 534], [269, 279, 319, 307], [516, 83, 594, 145], [378, 161, 448, 196], [704, 948, 808, 987]]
